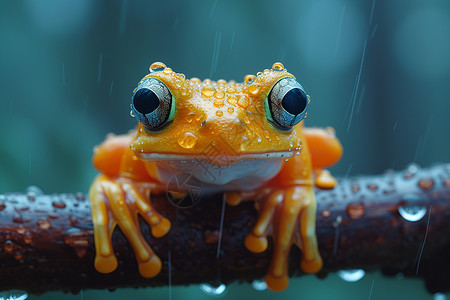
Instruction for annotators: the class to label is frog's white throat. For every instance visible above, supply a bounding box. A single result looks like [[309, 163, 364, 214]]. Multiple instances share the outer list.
[[157, 157, 284, 191]]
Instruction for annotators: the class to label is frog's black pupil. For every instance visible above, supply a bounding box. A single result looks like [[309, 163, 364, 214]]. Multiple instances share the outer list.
[[133, 88, 160, 114], [281, 88, 307, 115]]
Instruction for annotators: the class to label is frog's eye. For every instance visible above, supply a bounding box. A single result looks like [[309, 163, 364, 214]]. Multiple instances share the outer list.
[[131, 78, 176, 131], [266, 77, 308, 130]]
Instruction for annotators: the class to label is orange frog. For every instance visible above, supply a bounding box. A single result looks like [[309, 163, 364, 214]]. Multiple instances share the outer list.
[[89, 62, 342, 291]]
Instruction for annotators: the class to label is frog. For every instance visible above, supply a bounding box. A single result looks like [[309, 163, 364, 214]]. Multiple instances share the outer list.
[[89, 62, 343, 291]]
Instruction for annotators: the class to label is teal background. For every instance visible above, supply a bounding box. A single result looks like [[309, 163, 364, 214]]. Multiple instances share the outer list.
[[0, 0, 449, 299]]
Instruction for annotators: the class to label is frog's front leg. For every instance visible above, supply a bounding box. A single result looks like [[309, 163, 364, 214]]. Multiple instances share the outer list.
[[89, 175, 170, 277], [245, 184, 321, 291]]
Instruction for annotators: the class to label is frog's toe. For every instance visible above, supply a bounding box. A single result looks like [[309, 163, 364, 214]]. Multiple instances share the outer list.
[[301, 257, 323, 274], [265, 273, 289, 292], [225, 192, 242, 206], [94, 254, 118, 274], [150, 217, 171, 238], [245, 233, 268, 253], [315, 169, 337, 189], [138, 255, 162, 278]]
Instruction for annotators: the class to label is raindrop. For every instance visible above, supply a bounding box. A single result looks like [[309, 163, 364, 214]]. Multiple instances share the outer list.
[[52, 199, 66, 209], [210, 32, 221, 78], [199, 282, 226, 296], [0, 290, 28, 300], [26, 186, 43, 198], [346, 203, 365, 219], [404, 163, 420, 179], [37, 218, 51, 230], [4, 240, 14, 253], [109, 81, 114, 97], [337, 269, 366, 282], [398, 205, 427, 222], [251, 279, 267, 291], [418, 178, 434, 191]]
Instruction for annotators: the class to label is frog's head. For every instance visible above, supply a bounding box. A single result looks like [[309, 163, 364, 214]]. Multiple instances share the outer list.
[[130, 62, 309, 164]]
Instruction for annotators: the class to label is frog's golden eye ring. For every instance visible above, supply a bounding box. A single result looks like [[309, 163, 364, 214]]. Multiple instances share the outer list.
[[265, 77, 308, 131], [131, 78, 176, 131]]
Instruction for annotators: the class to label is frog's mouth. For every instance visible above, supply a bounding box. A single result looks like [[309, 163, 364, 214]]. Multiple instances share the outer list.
[[138, 150, 297, 166]]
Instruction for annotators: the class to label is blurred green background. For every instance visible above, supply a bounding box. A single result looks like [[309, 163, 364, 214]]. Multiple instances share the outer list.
[[0, 0, 449, 299]]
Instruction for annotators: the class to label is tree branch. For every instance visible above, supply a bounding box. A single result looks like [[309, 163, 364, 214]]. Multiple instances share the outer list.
[[0, 164, 449, 294]]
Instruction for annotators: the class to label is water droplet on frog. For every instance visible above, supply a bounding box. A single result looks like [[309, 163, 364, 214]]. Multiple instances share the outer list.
[[130, 110, 135, 117], [177, 132, 198, 149], [226, 87, 237, 94], [240, 136, 250, 151], [398, 205, 427, 222], [214, 90, 225, 99], [178, 73, 186, 80], [149, 62, 166, 73], [433, 292, 447, 300], [217, 79, 227, 86], [199, 282, 226, 296], [37, 218, 51, 229], [185, 112, 195, 123], [246, 83, 261, 97], [257, 137, 262, 143], [201, 85, 216, 97], [251, 279, 267, 291], [337, 269, 366, 282], [271, 62, 285, 71], [0, 290, 29, 300], [244, 74, 256, 84], [214, 100, 224, 108]]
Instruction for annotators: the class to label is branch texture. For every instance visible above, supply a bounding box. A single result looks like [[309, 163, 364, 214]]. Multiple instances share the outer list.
[[0, 164, 449, 294]]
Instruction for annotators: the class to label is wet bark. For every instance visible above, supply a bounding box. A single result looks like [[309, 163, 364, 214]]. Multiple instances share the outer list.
[[0, 164, 449, 294]]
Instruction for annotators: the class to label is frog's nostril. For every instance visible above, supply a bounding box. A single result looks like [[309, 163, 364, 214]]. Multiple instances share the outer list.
[[133, 88, 160, 114]]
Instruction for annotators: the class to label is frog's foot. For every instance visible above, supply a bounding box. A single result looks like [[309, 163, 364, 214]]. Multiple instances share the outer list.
[[89, 175, 171, 277], [245, 186, 322, 291]]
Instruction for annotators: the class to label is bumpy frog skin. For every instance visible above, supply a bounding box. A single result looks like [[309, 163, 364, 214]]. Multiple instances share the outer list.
[[89, 62, 342, 291]]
